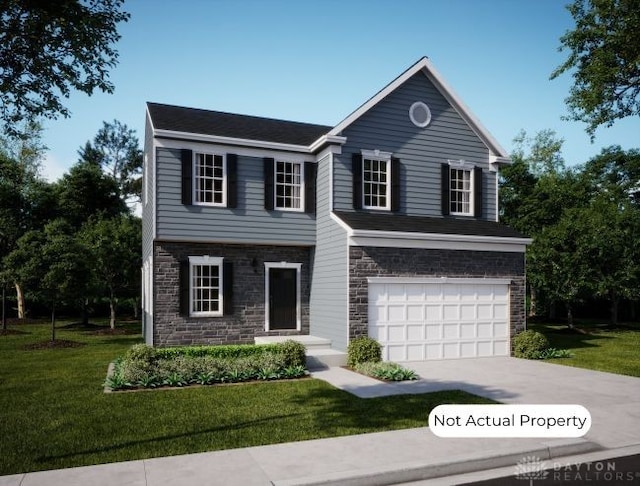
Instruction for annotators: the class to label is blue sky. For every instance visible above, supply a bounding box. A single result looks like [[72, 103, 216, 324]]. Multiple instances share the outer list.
[[40, 0, 640, 181]]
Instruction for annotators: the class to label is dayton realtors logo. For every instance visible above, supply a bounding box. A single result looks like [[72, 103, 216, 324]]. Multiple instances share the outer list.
[[515, 456, 548, 485]]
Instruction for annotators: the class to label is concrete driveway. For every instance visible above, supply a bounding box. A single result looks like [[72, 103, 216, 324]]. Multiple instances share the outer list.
[[335, 357, 640, 450]]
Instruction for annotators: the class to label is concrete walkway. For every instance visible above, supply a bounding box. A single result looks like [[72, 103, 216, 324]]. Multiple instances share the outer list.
[[1, 358, 639, 485]]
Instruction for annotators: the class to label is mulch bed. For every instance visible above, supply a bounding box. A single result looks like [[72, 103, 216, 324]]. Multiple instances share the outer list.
[[0, 329, 29, 336], [22, 340, 86, 350]]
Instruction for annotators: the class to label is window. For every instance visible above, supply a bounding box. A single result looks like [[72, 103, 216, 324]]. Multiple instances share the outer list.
[[450, 168, 472, 215], [275, 161, 302, 210], [189, 256, 223, 316], [194, 152, 225, 205], [363, 156, 390, 209]]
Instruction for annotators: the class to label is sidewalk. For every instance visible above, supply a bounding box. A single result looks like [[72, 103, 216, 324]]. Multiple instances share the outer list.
[[2, 359, 638, 486]]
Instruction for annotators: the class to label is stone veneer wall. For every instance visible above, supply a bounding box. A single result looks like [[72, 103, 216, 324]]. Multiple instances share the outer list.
[[154, 241, 311, 346], [349, 247, 526, 348]]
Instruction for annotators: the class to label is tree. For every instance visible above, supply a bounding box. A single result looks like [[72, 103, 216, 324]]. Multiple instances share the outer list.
[[55, 160, 127, 229], [4, 220, 91, 340], [80, 215, 141, 329], [0, 1, 130, 138], [79, 120, 143, 205], [551, 0, 640, 138]]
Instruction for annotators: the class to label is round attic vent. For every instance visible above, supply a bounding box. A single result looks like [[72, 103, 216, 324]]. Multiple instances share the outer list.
[[409, 101, 432, 128]]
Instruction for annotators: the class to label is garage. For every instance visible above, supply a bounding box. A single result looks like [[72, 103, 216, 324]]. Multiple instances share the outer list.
[[368, 278, 511, 361]]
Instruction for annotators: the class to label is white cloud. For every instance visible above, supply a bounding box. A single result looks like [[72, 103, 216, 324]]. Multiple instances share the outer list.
[[40, 153, 69, 182]]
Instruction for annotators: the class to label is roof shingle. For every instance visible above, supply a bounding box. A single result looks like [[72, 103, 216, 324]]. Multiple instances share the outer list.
[[333, 211, 527, 239], [147, 102, 331, 146]]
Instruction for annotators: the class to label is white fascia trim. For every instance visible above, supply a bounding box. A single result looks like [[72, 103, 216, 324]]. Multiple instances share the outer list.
[[155, 235, 315, 247], [349, 235, 528, 253], [367, 276, 513, 285], [309, 134, 347, 153], [154, 128, 312, 154], [351, 228, 531, 245], [329, 212, 353, 233]]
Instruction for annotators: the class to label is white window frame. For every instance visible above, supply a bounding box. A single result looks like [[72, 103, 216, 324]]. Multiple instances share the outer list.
[[193, 152, 227, 207], [188, 256, 224, 317], [448, 160, 475, 216], [264, 262, 302, 331], [274, 159, 304, 212], [362, 149, 392, 210]]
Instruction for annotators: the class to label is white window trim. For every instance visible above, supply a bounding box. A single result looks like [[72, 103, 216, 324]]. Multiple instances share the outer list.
[[274, 159, 305, 212], [264, 262, 302, 332], [189, 256, 224, 317], [361, 149, 392, 211], [193, 151, 227, 207], [447, 159, 475, 216], [409, 101, 432, 128]]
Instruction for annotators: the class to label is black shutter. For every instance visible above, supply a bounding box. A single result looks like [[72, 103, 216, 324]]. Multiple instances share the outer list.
[[264, 157, 274, 210], [223, 261, 233, 315], [390, 157, 401, 212], [352, 153, 363, 210], [179, 260, 190, 316], [227, 153, 238, 208], [441, 163, 450, 216], [474, 166, 483, 218], [304, 162, 316, 213], [181, 149, 193, 205]]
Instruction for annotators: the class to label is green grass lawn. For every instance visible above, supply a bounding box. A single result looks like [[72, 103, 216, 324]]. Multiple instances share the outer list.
[[0, 320, 494, 475], [530, 320, 640, 377]]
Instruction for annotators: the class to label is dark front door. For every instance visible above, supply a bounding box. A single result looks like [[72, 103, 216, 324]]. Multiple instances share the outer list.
[[269, 268, 297, 330]]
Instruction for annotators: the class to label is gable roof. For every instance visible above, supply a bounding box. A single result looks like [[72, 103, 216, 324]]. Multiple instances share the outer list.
[[328, 57, 510, 160], [147, 102, 331, 147], [333, 211, 527, 239]]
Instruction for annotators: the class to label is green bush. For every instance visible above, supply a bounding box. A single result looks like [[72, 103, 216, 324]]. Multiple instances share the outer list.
[[513, 330, 550, 359], [347, 337, 382, 367], [354, 361, 418, 381], [155, 343, 280, 360], [536, 347, 573, 359], [277, 339, 306, 368]]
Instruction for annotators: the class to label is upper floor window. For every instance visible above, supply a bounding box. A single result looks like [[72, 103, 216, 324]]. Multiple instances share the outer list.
[[363, 157, 389, 209], [275, 161, 303, 210], [194, 152, 226, 205], [441, 161, 482, 218], [450, 167, 472, 215], [352, 151, 399, 212]]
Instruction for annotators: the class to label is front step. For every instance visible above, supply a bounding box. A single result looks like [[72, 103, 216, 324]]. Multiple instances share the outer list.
[[254, 335, 347, 369]]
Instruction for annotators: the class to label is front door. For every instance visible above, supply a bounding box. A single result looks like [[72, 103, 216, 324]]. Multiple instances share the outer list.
[[268, 268, 297, 330]]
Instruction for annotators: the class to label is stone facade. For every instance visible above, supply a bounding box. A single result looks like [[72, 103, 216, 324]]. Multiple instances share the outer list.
[[153, 241, 311, 346], [348, 246, 526, 348]]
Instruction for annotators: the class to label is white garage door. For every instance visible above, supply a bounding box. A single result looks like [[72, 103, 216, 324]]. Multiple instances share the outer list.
[[368, 278, 511, 361]]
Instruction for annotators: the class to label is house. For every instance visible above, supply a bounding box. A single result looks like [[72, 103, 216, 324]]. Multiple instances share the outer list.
[[141, 57, 531, 361]]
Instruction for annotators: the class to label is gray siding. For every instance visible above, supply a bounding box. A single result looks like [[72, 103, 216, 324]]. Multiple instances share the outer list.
[[142, 115, 155, 261], [334, 72, 497, 221], [155, 148, 316, 244], [309, 152, 349, 351]]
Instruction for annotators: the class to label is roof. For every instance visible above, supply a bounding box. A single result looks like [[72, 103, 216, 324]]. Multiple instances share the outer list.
[[147, 102, 331, 146], [329, 57, 510, 160], [333, 211, 527, 239]]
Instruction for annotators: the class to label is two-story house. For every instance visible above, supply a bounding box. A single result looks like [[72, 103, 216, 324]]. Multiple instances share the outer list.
[[142, 57, 530, 361]]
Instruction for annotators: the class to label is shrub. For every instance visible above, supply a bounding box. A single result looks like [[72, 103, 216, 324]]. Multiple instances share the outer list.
[[277, 340, 306, 368], [155, 343, 280, 360], [347, 337, 382, 367], [125, 344, 158, 363], [354, 361, 418, 381], [513, 330, 550, 359], [536, 347, 573, 359]]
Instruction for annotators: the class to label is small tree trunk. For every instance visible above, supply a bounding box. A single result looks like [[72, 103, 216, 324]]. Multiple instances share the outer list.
[[15, 282, 25, 319], [109, 297, 117, 330], [2, 284, 6, 331], [51, 301, 56, 342], [82, 298, 90, 326], [566, 304, 574, 329], [610, 291, 619, 326], [133, 296, 140, 319], [528, 286, 537, 317]]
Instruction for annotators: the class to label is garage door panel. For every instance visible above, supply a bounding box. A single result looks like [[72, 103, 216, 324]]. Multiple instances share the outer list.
[[369, 280, 510, 361]]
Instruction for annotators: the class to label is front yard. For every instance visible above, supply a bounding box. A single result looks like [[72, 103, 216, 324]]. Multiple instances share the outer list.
[[530, 320, 640, 377], [0, 320, 492, 476]]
